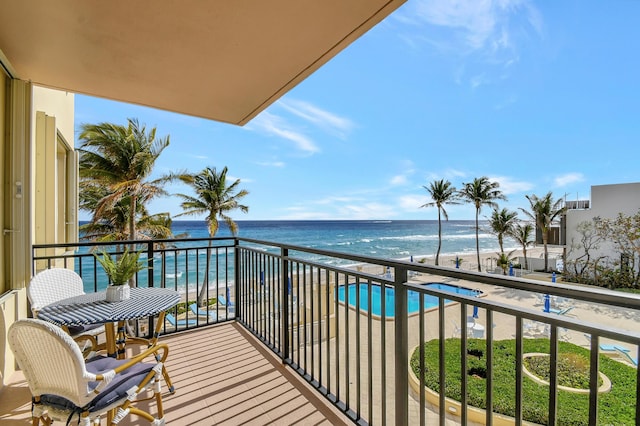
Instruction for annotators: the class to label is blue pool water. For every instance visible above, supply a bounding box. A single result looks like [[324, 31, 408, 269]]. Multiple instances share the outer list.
[[336, 283, 481, 317]]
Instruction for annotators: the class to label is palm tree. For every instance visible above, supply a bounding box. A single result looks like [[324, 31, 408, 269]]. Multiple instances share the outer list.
[[420, 179, 459, 265], [458, 177, 506, 272], [79, 181, 175, 245], [78, 118, 178, 247], [494, 249, 517, 275], [488, 207, 518, 255], [509, 222, 534, 270], [520, 192, 565, 272], [175, 166, 249, 305]]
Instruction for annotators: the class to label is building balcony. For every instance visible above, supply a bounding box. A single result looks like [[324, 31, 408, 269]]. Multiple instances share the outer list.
[[1, 237, 639, 425], [1, 321, 352, 425]]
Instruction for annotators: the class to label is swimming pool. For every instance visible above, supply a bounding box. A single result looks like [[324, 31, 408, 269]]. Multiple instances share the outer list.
[[336, 283, 481, 317]]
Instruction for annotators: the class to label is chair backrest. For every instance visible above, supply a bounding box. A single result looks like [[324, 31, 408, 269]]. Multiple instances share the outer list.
[[190, 303, 217, 320], [189, 303, 206, 317], [28, 268, 85, 314], [8, 319, 94, 407], [165, 312, 177, 326]]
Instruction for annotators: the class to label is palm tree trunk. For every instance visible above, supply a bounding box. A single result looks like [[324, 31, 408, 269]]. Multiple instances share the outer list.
[[436, 209, 442, 266], [543, 232, 549, 272], [475, 208, 481, 272], [128, 197, 137, 287], [523, 246, 529, 270], [197, 240, 212, 306]]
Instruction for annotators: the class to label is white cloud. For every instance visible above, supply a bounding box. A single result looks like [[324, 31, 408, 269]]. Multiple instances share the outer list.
[[399, 195, 427, 211], [278, 99, 354, 139], [256, 160, 285, 168], [416, 0, 498, 50], [279, 201, 397, 220], [470, 73, 488, 89], [554, 173, 585, 187], [313, 195, 361, 205], [391, 175, 408, 185], [410, 0, 542, 53], [425, 168, 467, 181], [335, 203, 398, 220], [396, 0, 542, 88], [489, 175, 534, 195], [249, 111, 319, 155]]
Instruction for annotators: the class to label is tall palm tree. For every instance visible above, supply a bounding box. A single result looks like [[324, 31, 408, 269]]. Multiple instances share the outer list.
[[420, 179, 459, 265], [509, 222, 534, 270], [488, 207, 518, 255], [78, 118, 177, 247], [520, 192, 565, 272], [175, 166, 249, 305], [458, 177, 506, 272]]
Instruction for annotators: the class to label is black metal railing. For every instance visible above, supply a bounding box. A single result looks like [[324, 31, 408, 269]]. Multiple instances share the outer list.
[[32, 237, 238, 335], [32, 237, 640, 425]]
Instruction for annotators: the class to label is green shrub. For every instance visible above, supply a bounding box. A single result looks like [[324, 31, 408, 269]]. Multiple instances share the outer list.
[[410, 338, 637, 425], [524, 352, 601, 389]]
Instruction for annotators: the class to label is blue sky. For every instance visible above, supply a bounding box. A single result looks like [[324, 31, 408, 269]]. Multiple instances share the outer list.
[[75, 1, 640, 222]]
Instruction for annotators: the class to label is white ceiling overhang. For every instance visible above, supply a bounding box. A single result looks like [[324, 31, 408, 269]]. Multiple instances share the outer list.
[[0, 0, 405, 125]]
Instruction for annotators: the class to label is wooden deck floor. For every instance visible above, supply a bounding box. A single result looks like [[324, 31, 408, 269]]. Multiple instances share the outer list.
[[0, 322, 352, 425]]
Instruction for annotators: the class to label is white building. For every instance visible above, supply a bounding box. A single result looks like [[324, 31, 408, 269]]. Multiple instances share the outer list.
[[564, 182, 640, 267]]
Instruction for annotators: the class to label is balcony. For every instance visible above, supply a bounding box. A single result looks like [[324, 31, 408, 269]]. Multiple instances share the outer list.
[[2, 237, 639, 425], [1, 321, 352, 425]]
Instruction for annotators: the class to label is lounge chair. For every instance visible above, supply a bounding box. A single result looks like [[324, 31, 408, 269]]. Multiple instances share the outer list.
[[218, 294, 236, 315], [165, 312, 196, 328], [451, 320, 462, 338], [523, 320, 543, 336], [189, 303, 218, 321], [583, 334, 632, 352], [8, 318, 168, 425], [548, 306, 574, 316], [614, 347, 638, 367]]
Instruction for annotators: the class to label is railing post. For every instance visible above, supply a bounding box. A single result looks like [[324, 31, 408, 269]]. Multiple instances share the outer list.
[[395, 266, 409, 426], [234, 238, 240, 321], [147, 241, 154, 289], [281, 247, 289, 363], [145, 241, 155, 339]]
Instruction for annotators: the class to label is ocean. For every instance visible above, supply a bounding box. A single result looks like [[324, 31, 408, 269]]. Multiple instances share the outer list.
[[77, 220, 515, 293], [171, 219, 514, 264]]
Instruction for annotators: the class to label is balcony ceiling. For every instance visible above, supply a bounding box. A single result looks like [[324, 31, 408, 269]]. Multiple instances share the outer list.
[[0, 0, 405, 126]]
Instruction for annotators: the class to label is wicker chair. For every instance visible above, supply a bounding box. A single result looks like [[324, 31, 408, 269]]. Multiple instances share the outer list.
[[28, 268, 105, 349], [8, 318, 169, 426]]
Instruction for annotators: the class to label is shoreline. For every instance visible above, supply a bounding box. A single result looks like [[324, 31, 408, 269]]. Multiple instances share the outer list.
[[172, 245, 566, 307], [347, 246, 563, 276]]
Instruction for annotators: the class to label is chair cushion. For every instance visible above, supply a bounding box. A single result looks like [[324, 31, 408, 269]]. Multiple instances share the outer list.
[[37, 356, 156, 416], [38, 394, 79, 414], [68, 322, 103, 336], [85, 355, 155, 412]]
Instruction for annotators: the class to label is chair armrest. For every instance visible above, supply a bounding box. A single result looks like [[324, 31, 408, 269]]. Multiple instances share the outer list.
[[111, 343, 170, 375], [73, 334, 99, 358]]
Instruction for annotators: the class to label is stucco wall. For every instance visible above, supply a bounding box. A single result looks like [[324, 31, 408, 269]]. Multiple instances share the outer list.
[[565, 182, 640, 263], [31, 85, 75, 143]]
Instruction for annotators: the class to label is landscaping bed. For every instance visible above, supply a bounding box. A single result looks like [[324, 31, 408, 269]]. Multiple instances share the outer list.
[[410, 338, 637, 425]]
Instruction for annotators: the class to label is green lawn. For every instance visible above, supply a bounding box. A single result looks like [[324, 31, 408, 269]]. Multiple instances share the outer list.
[[410, 338, 637, 425]]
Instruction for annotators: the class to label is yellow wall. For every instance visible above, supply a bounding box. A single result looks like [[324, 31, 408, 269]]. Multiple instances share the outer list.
[[1, 61, 6, 295], [32, 87, 77, 271], [0, 74, 76, 388], [32, 86, 74, 140]]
